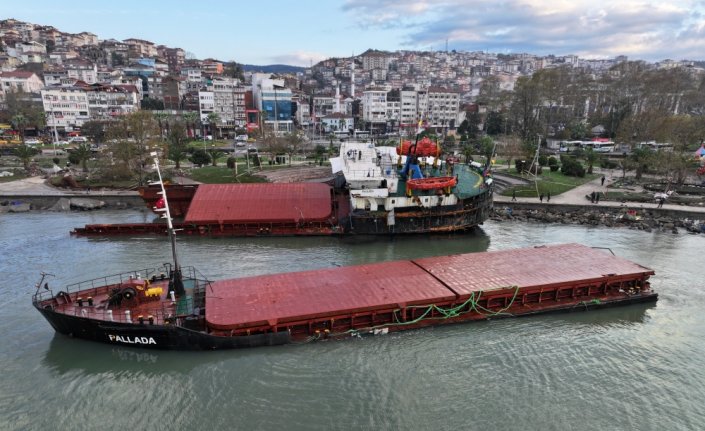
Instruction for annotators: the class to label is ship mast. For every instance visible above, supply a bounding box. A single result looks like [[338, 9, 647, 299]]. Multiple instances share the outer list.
[[151, 152, 185, 297]]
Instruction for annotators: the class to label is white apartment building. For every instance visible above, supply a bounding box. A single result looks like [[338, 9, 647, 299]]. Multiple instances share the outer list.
[[362, 87, 387, 131], [197, 76, 246, 133], [427, 87, 460, 130], [82, 84, 140, 119], [44, 64, 98, 86], [41, 86, 90, 130], [0, 71, 44, 96]]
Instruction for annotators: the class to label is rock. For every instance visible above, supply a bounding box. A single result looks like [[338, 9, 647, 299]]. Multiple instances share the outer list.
[[8, 203, 31, 212], [70, 198, 106, 211], [49, 197, 71, 212]]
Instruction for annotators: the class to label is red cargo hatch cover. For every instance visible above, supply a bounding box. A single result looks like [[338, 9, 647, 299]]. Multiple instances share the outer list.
[[206, 260, 457, 330], [184, 183, 332, 224], [414, 243, 654, 296]]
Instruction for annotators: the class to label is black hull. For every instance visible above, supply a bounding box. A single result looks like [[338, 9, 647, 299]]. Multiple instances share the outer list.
[[35, 292, 657, 351], [344, 190, 493, 235], [35, 305, 290, 351]]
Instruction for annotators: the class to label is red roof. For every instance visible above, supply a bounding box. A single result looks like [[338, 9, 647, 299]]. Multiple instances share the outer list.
[[206, 260, 455, 330], [184, 183, 332, 224], [0, 71, 36, 79]]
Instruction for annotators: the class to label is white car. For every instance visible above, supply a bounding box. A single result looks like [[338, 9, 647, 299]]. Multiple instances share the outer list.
[[69, 136, 88, 143], [25, 138, 42, 145]]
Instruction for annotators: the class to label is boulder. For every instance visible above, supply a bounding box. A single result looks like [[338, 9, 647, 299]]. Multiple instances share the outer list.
[[49, 198, 71, 212], [70, 198, 106, 211], [8, 202, 31, 212]]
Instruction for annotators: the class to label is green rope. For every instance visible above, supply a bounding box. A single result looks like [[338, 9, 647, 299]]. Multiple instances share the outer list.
[[324, 285, 521, 340]]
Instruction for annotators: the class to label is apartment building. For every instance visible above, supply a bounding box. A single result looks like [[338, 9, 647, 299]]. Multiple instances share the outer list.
[[361, 87, 387, 132], [198, 76, 246, 135], [252, 74, 293, 135], [0, 71, 44, 95], [41, 86, 90, 130]]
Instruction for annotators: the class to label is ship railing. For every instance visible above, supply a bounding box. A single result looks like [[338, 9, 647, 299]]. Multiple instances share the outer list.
[[32, 265, 208, 303]]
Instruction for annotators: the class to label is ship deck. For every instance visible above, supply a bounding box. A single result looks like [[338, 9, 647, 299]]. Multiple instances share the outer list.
[[205, 244, 655, 336]]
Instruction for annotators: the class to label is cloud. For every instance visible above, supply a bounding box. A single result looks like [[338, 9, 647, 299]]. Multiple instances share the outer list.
[[341, 0, 705, 61], [268, 51, 330, 67]]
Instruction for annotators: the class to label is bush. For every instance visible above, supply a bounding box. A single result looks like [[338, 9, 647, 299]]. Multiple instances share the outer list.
[[189, 149, 211, 167], [600, 158, 620, 169], [226, 156, 236, 169], [548, 156, 559, 171], [560, 156, 585, 177], [538, 155, 548, 166]]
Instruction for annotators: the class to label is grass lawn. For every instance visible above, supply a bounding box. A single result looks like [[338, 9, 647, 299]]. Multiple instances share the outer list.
[[501, 169, 599, 197], [188, 166, 268, 184]]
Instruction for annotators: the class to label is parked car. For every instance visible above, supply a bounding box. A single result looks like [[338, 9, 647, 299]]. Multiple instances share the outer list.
[[69, 136, 88, 143], [25, 138, 42, 145], [236, 134, 248, 142]]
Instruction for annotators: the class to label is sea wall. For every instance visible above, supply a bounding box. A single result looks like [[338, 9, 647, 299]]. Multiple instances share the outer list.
[[491, 202, 705, 234], [0, 194, 144, 211]]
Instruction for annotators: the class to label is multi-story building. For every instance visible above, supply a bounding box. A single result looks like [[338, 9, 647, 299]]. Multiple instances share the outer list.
[[162, 76, 188, 110], [41, 86, 90, 130], [201, 59, 223, 75], [252, 73, 293, 135], [312, 93, 335, 121], [426, 86, 459, 131], [197, 76, 246, 136], [361, 87, 387, 132], [123, 38, 157, 60], [362, 51, 390, 71], [80, 83, 140, 119], [157, 46, 185, 74], [0, 71, 44, 95]]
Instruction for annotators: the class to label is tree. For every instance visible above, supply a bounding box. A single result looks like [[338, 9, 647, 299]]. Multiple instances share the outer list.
[[68, 143, 92, 172], [81, 120, 106, 143], [106, 111, 160, 186], [189, 149, 211, 167], [11, 114, 27, 143], [583, 147, 601, 174], [629, 147, 654, 180], [13, 145, 37, 170], [167, 121, 189, 169], [283, 132, 305, 165], [206, 112, 221, 139], [207, 148, 224, 166], [181, 111, 199, 138]]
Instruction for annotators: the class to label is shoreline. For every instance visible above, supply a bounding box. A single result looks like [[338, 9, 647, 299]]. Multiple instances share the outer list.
[[491, 202, 705, 235]]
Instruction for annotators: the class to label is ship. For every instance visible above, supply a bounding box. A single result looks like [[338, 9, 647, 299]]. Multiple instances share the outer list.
[[35, 153, 659, 350], [74, 137, 494, 237], [330, 136, 493, 234]]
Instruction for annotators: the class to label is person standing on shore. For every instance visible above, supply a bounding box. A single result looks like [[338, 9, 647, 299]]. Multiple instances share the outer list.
[[511, 190, 517, 201], [539, 193, 544, 202], [595, 192, 600, 204], [591, 191, 595, 203], [547, 191, 551, 202], [601, 175, 606, 186], [658, 197, 665, 208]]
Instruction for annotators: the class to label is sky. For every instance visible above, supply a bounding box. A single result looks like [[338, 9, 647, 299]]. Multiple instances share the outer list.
[[3, 0, 705, 66]]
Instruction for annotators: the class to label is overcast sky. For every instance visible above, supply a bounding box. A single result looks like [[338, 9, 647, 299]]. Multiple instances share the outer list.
[[3, 0, 704, 66]]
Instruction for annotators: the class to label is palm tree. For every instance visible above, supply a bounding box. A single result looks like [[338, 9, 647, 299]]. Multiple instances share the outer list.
[[13, 145, 36, 170], [207, 112, 221, 139], [181, 111, 199, 139], [153, 112, 170, 137], [11, 114, 27, 144], [583, 147, 600, 174], [72, 143, 93, 172], [167, 121, 189, 169]]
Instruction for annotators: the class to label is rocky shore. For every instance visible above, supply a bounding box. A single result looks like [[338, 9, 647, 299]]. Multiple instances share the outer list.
[[491, 205, 705, 235]]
